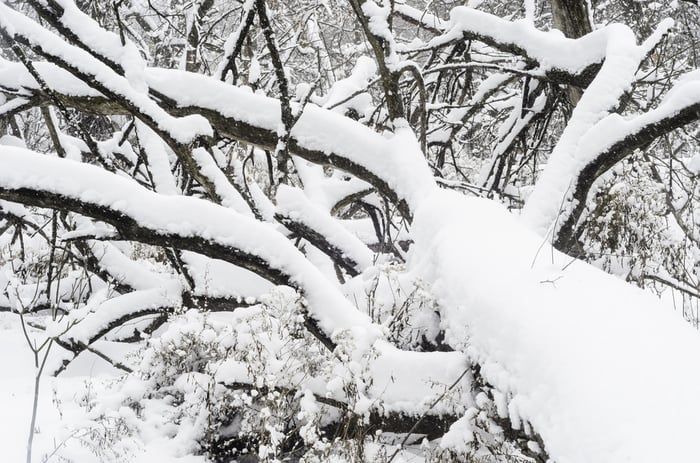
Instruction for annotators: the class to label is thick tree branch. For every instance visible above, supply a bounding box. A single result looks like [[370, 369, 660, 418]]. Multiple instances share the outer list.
[[555, 102, 700, 252]]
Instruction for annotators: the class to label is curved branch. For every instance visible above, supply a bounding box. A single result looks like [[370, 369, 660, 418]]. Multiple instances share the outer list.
[[554, 98, 700, 251], [3, 62, 420, 219], [0, 147, 389, 351]]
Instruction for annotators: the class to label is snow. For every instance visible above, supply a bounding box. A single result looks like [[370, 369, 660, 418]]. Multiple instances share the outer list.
[[52, 0, 149, 91], [1, 55, 435, 213], [0, 312, 127, 462], [145, 69, 437, 209], [321, 56, 376, 118], [0, 134, 26, 148], [135, 122, 179, 195], [0, 3, 212, 144], [87, 240, 178, 291], [190, 147, 254, 215], [479, 88, 547, 189], [0, 145, 460, 420], [6, 147, 697, 461], [0, 147, 468, 450], [0, 58, 103, 98], [216, 0, 255, 81], [362, 1, 399, 66], [292, 158, 372, 212], [410, 188, 700, 463], [3, 1, 700, 460], [366, 340, 469, 415], [180, 251, 272, 300], [440, 413, 476, 452], [64, 288, 177, 344], [429, 7, 610, 75], [276, 184, 375, 272], [394, 4, 447, 31], [0, 146, 385, 350], [521, 19, 675, 236]]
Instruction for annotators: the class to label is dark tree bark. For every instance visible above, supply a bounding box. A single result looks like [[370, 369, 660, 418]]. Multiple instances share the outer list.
[[551, 0, 593, 39], [551, 0, 593, 105]]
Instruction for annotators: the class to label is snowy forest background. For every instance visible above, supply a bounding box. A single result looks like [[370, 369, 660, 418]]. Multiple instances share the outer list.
[[2, 0, 700, 461]]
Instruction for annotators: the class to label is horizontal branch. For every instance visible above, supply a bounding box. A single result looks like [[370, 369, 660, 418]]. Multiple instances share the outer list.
[[222, 380, 456, 440], [275, 214, 363, 277], [406, 6, 605, 88], [1, 60, 425, 220]]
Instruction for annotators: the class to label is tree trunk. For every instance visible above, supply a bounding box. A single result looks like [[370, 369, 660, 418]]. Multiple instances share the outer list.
[[551, 0, 592, 105], [551, 0, 592, 39]]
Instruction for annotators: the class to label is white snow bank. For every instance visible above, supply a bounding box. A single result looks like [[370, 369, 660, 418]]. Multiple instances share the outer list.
[[411, 189, 700, 463]]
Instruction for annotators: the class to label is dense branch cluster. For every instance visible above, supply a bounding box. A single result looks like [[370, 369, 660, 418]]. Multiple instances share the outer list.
[[3, 0, 700, 462]]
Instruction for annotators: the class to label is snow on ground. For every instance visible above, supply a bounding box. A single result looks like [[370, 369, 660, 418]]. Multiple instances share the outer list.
[[0, 312, 100, 462], [0, 313, 47, 462], [0, 311, 215, 462]]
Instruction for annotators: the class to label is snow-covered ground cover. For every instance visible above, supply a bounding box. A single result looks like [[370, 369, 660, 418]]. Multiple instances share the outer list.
[[0, 305, 442, 463], [0, 313, 125, 462]]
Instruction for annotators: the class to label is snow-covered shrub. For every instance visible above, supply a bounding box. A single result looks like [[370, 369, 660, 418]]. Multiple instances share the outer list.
[[346, 264, 443, 351], [580, 153, 700, 324], [77, 289, 360, 462], [74, 280, 520, 463], [583, 158, 676, 275]]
